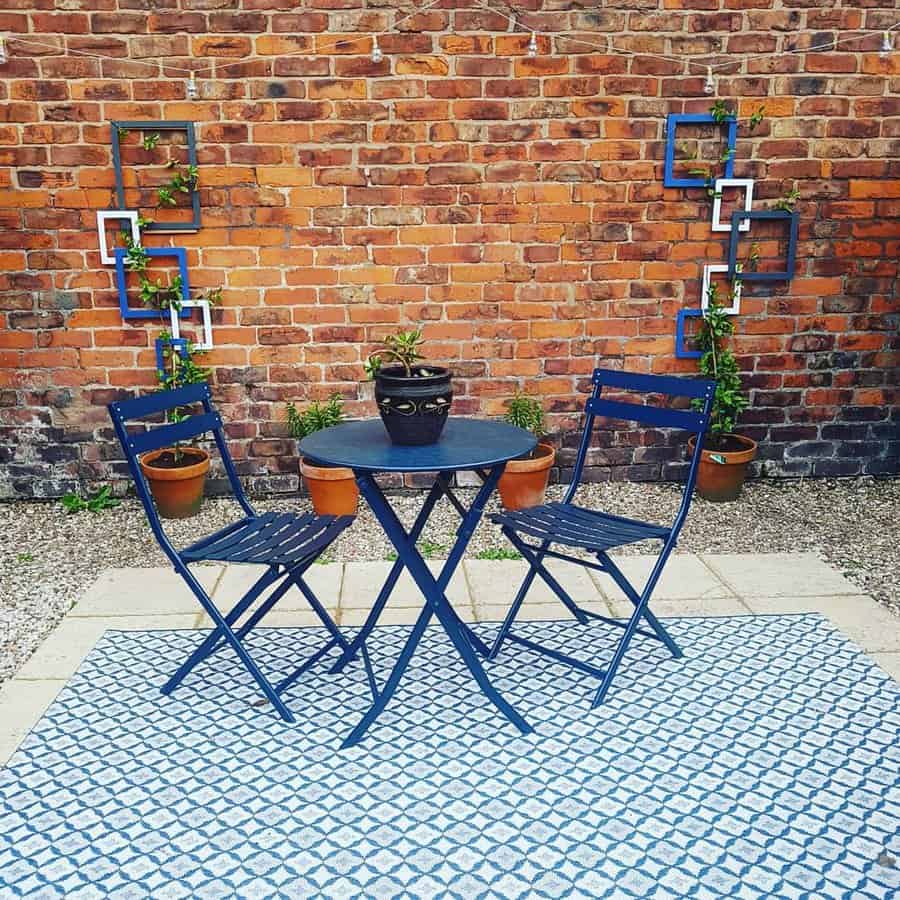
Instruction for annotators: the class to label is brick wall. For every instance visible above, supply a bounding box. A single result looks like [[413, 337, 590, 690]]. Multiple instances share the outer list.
[[1, 0, 898, 499]]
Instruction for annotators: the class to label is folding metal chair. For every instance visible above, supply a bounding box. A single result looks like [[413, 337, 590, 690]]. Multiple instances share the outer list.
[[108, 383, 361, 722], [489, 368, 716, 707]]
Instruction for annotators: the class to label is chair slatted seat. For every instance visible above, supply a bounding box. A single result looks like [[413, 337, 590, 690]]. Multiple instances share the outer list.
[[493, 502, 670, 554], [488, 367, 716, 708], [108, 383, 366, 723]]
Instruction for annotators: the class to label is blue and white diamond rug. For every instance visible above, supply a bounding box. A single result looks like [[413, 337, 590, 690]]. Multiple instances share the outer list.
[[1, 615, 898, 898]]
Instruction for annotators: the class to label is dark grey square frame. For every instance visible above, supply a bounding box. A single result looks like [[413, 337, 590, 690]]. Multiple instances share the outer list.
[[727, 210, 799, 282], [111, 120, 200, 233]]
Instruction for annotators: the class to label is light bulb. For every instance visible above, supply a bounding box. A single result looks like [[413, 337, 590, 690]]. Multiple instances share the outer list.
[[703, 67, 715, 95], [186, 75, 198, 100], [880, 31, 892, 59], [527, 33, 538, 58], [0, 37, 7, 66], [371, 36, 383, 64]]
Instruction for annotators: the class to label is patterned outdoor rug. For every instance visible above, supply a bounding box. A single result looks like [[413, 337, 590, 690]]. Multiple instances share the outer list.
[[1, 615, 898, 899]]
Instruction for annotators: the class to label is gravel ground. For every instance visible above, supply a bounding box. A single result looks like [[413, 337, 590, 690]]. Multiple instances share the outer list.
[[1, 477, 898, 683]]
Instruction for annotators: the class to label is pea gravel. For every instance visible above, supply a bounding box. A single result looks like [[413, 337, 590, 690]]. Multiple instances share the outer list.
[[1, 476, 898, 683]]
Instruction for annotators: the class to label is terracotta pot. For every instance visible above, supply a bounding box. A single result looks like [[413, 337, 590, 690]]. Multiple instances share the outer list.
[[300, 458, 359, 516], [497, 442, 555, 511], [139, 447, 210, 519], [689, 434, 758, 502]]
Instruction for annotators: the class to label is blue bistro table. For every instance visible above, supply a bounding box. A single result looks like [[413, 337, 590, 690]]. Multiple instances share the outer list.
[[299, 417, 536, 748]]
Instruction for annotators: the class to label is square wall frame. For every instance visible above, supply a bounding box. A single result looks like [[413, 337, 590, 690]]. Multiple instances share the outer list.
[[111, 120, 200, 233], [663, 113, 738, 189], [114, 247, 191, 321], [97, 210, 140, 265], [676, 309, 704, 360], [154, 337, 190, 377], [711, 178, 754, 233], [701, 264, 742, 315], [169, 298, 213, 351], [727, 210, 799, 282]]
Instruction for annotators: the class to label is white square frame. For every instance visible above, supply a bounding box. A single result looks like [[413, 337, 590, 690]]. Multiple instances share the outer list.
[[711, 178, 754, 233], [169, 298, 213, 351], [97, 210, 141, 265], [701, 263, 742, 315]]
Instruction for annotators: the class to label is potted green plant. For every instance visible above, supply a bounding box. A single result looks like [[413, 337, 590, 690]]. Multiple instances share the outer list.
[[687, 285, 757, 501], [286, 395, 358, 516], [139, 335, 212, 518], [497, 393, 556, 511], [364, 328, 452, 445]]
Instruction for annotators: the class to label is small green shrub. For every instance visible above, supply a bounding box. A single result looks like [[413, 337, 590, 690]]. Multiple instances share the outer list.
[[504, 393, 545, 439], [285, 395, 345, 439]]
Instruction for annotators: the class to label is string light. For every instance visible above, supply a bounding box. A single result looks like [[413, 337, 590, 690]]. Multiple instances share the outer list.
[[186, 75, 198, 100], [0, 36, 7, 66], [527, 32, 538, 58], [703, 67, 715, 94], [370, 35, 383, 64], [880, 31, 893, 59]]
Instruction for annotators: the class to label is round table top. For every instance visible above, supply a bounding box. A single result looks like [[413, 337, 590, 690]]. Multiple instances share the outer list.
[[298, 417, 537, 474]]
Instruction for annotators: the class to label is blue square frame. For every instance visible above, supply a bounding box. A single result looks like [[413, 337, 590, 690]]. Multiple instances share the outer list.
[[115, 247, 191, 320], [676, 309, 704, 360], [727, 210, 799, 282], [154, 337, 190, 377], [663, 113, 738, 189], [111, 120, 201, 233]]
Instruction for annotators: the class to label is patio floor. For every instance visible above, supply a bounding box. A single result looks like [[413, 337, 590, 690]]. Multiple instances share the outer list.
[[2, 551, 898, 766], [0, 552, 898, 898]]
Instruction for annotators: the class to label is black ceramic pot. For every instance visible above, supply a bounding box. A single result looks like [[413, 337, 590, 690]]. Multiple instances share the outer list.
[[374, 365, 453, 445]]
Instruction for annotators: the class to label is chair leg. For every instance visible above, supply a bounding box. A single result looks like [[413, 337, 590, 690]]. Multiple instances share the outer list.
[[488, 540, 547, 660], [161, 565, 283, 695], [597, 551, 682, 659], [503, 530, 590, 623]]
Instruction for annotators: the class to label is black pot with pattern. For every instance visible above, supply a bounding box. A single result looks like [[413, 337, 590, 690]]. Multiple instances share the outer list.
[[373, 365, 453, 445]]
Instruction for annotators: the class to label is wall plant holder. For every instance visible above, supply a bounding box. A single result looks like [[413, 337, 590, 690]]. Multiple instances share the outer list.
[[663, 113, 738, 189], [711, 179, 754, 233], [114, 247, 191, 321], [675, 309, 704, 360], [111, 120, 200, 233], [154, 336, 190, 377], [727, 210, 799, 282], [701, 264, 742, 315], [97, 210, 140, 265], [169, 298, 214, 351]]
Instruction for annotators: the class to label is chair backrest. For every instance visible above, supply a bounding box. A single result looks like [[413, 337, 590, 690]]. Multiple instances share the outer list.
[[566, 368, 716, 534], [108, 383, 254, 552]]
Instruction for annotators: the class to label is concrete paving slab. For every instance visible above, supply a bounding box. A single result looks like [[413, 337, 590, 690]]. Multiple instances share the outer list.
[[212, 563, 342, 612], [870, 653, 900, 682], [341, 561, 470, 609], [16, 616, 198, 681], [73, 566, 224, 616], [608, 596, 752, 619], [744, 595, 900, 653], [592, 554, 734, 602], [464, 558, 601, 608], [702, 552, 860, 598], [0, 679, 66, 767]]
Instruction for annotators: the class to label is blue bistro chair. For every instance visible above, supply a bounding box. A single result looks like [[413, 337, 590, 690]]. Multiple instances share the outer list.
[[490, 368, 716, 707], [108, 383, 359, 722]]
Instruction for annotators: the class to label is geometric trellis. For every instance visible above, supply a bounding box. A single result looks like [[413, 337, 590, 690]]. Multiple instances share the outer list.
[[0, 615, 897, 898]]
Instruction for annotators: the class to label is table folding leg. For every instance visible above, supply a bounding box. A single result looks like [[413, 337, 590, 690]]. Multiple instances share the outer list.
[[340, 466, 533, 749]]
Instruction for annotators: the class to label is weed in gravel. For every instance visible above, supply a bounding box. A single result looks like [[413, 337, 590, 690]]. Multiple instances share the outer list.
[[61, 486, 120, 515], [475, 548, 523, 561]]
